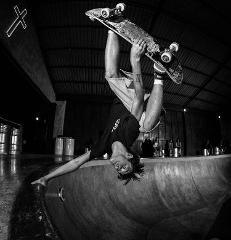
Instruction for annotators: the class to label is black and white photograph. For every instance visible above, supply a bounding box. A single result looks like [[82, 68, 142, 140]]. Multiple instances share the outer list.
[[0, 1, 231, 239]]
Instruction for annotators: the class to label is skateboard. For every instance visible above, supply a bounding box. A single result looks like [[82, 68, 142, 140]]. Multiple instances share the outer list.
[[85, 3, 183, 84]]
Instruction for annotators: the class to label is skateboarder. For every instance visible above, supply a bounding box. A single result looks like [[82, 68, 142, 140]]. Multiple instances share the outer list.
[[32, 30, 165, 186]]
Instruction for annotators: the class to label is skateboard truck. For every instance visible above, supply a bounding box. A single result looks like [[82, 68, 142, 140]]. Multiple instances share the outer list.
[[101, 3, 126, 18], [161, 42, 179, 63]]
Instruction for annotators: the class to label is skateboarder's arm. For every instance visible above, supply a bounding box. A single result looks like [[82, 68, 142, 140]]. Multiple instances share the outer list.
[[31, 151, 91, 186], [130, 40, 146, 121]]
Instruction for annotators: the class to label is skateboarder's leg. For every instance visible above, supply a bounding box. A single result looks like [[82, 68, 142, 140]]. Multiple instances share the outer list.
[[104, 31, 149, 117], [142, 75, 163, 132], [105, 30, 120, 78], [105, 31, 134, 111]]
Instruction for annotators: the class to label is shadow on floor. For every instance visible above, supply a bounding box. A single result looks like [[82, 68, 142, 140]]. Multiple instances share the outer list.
[[8, 159, 60, 240]]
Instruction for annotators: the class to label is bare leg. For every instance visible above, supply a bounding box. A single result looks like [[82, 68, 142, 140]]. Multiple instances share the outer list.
[[105, 30, 120, 78], [143, 76, 163, 131]]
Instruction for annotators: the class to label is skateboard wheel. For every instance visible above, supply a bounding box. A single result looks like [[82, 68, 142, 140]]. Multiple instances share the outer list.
[[169, 42, 179, 52], [116, 3, 126, 12], [101, 8, 110, 18], [161, 51, 172, 63]]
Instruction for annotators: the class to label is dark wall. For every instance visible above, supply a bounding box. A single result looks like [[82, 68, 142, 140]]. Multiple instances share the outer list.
[[0, 47, 56, 154], [220, 113, 231, 149], [63, 97, 112, 154], [160, 109, 185, 151], [160, 108, 220, 156], [63, 98, 221, 156], [136, 108, 220, 156], [184, 110, 220, 155]]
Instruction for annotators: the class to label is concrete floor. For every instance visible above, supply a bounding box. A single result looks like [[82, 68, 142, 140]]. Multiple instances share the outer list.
[[0, 154, 72, 240], [0, 155, 20, 239]]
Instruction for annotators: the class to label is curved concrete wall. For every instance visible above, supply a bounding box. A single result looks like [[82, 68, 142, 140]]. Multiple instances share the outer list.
[[45, 154, 231, 240]]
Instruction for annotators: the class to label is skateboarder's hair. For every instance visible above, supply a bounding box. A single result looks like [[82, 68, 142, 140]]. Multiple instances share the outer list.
[[117, 153, 144, 185]]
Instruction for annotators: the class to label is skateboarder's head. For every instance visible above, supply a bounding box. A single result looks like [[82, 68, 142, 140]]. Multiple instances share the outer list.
[[110, 152, 133, 175], [110, 153, 144, 184]]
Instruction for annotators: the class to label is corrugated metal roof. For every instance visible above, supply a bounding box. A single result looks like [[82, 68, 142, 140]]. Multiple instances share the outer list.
[[182, 70, 208, 87], [216, 68, 231, 85], [205, 80, 231, 96], [188, 100, 220, 112], [29, 0, 231, 112], [196, 90, 229, 105], [164, 93, 188, 106], [166, 83, 197, 97]]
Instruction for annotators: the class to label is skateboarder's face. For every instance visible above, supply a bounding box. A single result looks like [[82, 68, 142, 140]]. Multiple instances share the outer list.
[[110, 154, 133, 175]]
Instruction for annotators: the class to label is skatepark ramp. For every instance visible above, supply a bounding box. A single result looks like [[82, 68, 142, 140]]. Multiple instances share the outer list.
[[43, 154, 231, 240]]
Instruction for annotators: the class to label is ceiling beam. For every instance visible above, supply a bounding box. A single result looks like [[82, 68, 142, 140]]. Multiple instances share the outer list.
[[54, 78, 231, 101], [54, 81, 222, 106], [57, 94, 113, 103], [43, 44, 231, 73], [48, 63, 231, 90], [163, 91, 221, 106]]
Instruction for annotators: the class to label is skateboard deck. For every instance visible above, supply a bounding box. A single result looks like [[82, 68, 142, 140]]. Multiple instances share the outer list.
[[85, 4, 183, 84]]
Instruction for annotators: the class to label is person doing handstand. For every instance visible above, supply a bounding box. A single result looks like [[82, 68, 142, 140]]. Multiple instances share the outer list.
[[32, 30, 165, 186]]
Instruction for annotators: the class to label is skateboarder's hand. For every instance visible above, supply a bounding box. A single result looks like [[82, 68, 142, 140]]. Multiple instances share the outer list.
[[130, 39, 146, 62], [31, 177, 47, 186]]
